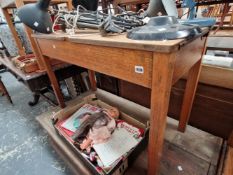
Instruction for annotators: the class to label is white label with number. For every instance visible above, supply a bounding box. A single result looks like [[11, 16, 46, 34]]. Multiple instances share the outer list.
[[135, 66, 144, 74]]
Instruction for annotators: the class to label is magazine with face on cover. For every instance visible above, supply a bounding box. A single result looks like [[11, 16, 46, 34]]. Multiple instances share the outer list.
[[56, 103, 144, 174], [61, 104, 101, 132]]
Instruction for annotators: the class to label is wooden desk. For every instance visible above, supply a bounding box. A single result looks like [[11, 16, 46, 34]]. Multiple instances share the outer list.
[[33, 30, 208, 175], [0, 0, 72, 69]]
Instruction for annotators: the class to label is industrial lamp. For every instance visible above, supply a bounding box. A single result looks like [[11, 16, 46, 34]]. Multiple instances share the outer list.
[[17, 0, 53, 34]]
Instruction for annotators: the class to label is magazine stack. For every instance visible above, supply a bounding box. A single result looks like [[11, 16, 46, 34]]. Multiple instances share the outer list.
[[53, 94, 148, 175]]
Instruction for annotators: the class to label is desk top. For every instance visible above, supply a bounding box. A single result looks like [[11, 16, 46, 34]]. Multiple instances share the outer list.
[[0, 0, 69, 8], [33, 28, 209, 53]]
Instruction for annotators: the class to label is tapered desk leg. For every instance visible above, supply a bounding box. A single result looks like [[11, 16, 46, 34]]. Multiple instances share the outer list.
[[34, 38, 65, 108], [178, 59, 202, 132], [40, 56, 65, 108], [0, 77, 13, 104], [88, 70, 97, 91], [148, 53, 175, 175], [228, 130, 233, 147]]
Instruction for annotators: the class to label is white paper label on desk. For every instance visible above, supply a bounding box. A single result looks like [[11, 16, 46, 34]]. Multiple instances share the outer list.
[[33, 22, 39, 27], [157, 28, 166, 31], [135, 66, 144, 74]]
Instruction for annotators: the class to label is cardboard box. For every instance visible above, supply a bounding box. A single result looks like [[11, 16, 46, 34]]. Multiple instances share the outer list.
[[52, 93, 149, 175]]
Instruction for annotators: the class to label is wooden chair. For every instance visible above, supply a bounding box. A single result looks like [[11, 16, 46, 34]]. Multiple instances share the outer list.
[[209, 3, 233, 33], [0, 76, 13, 104]]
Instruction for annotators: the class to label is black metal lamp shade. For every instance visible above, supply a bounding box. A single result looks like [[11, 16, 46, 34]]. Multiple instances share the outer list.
[[17, 0, 53, 34], [127, 16, 202, 41]]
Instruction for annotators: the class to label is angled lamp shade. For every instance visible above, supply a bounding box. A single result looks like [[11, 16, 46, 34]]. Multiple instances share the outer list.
[[17, 0, 53, 34], [146, 0, 178, 18]]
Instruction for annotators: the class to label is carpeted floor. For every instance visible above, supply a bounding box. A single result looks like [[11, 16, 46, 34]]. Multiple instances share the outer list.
[[0, 71, 74, 175]]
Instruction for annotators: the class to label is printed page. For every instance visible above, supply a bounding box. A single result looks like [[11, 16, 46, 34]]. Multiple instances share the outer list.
[[93, 128, 139, 167]]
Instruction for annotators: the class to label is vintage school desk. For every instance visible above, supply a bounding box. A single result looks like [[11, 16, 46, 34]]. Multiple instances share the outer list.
[[33, 29, 209, 175]]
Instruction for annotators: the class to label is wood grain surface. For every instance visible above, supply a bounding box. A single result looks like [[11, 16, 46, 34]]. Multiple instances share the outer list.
[[33, 28, 209, 53], [118, 78, 233, 139], [199, 65, 233, 90], [228, 131, 233, 147], [148, 52, 176, 175], [172, 37, 206, 84], [36, 38, 153, 88], [223, 147, 233, 175], [178, 59, 203, 132]]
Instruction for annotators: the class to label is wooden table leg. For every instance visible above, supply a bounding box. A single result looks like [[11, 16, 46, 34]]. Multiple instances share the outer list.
[[228, 130, 233, 147], [88, 70, 97, 91], [0, 76, 13, 104], [148, 53, 175, 175], [40, 55, 65, 108], [178, 59, 202, 132], [28, 91, 41, 106], [34, 38, 65, 108]]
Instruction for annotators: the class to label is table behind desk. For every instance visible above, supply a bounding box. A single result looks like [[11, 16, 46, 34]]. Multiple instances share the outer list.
[[0, 57, 86, 105]]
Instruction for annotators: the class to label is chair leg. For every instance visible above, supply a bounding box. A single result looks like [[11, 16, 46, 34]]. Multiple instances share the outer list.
[[230, 6, 233, 26], [0, 78, 13, 104], [214, 3, 230, 34]]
